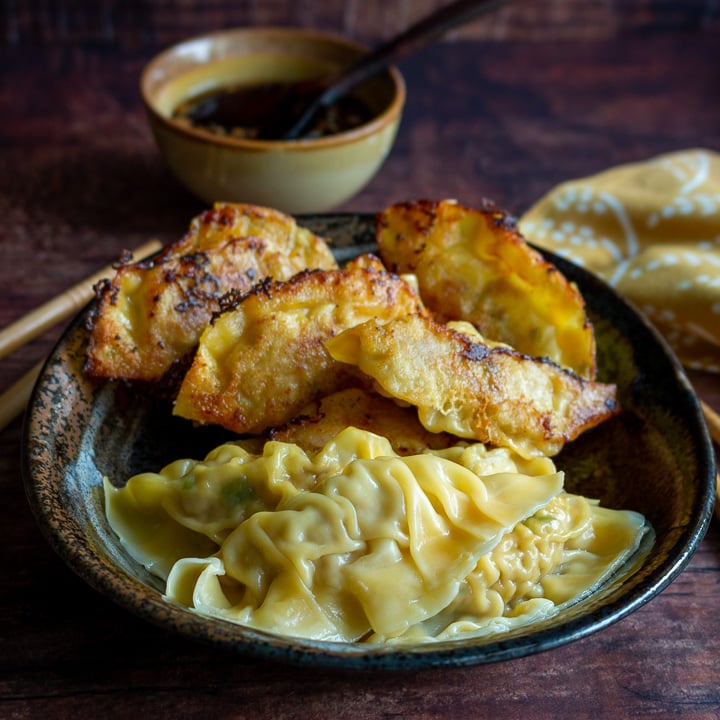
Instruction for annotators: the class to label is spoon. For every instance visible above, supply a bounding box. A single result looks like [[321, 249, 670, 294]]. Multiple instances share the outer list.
[[184, 0, 506, 141]]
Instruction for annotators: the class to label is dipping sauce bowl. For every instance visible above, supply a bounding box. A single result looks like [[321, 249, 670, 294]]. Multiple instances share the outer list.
[[140, 27, 405, 213]]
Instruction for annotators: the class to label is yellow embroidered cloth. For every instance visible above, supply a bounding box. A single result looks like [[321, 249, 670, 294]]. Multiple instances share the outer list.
[[519, 149, 720, 373]]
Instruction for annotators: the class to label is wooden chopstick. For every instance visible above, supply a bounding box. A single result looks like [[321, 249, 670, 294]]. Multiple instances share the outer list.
[[702, 400, 720, 448], [0, 360, 44, 433], [0, 240, 162, 432], [698, 401, 720, 519], [0, 239, 161, 361]]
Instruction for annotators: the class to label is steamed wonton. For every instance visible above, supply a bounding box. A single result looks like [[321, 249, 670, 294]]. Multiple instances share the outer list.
[[104, 427, 647, 643]]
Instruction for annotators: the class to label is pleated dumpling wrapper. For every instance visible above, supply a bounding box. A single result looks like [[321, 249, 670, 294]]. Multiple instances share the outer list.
[[325, 315, 618, 458], [86, 202, 337, 382], [173, 255, 427, 434], [377, 198, 598, 379], [104, 427, 647, 643]]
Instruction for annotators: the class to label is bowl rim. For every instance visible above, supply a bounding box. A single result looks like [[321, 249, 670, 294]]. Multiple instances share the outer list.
[[139, 26, 406, 151]]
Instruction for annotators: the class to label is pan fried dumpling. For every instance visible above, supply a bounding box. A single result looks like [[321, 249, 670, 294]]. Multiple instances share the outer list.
[[325, 314, 618, 458], [173, 256, 427, 434], [377, 199, 597, 379], [268, 387, 458, 456], [86, 203, 337, 382]]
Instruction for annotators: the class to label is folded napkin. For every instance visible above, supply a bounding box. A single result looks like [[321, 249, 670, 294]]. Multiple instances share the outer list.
[[519, 149, 720, 373]]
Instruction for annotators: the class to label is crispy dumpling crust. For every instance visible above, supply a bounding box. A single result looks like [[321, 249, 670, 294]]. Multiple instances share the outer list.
[[85, 203, 337, 382], [173, 255, 428, 435], [325, 314, 618, 458], [268, 388, 458, 456], [376, 199, 597, 379]]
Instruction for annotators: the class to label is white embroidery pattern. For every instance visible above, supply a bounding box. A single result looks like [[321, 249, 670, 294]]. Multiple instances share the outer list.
[[519, 150, 720, 370]]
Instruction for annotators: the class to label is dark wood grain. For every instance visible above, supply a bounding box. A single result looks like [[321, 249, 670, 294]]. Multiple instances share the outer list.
[[1, 1, 719, 717], [3, 0, 719, 46]]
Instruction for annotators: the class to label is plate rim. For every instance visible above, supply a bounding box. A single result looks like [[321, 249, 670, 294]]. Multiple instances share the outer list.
[[21, 211, 717, 670]]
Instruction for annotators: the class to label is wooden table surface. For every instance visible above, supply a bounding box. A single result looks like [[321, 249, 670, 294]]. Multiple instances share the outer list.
[[2, 2, 719, 718]]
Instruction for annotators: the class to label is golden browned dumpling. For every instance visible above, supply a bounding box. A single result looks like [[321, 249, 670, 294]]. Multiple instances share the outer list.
[[268, 387, 458, 456], [173, 256, 428, 434], [85, 203, 337, 382], [376, 199, 597, 379], [325, 314, 618, 458]]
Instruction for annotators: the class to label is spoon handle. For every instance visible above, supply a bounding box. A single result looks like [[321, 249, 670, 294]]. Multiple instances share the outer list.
[[285, 0, 507, 139], [331, 0, 506, 100]]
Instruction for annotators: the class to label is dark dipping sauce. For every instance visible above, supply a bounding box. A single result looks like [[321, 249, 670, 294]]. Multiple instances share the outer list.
[[172, 83, 376, 141]]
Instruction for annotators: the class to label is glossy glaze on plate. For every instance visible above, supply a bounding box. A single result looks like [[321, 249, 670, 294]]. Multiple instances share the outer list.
[[21, 214, 716, 670]]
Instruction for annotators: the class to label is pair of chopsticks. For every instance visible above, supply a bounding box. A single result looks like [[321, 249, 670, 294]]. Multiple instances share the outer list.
[[0, 240, 162, 432]]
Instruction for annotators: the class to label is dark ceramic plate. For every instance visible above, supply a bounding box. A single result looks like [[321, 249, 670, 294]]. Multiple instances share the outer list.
[[22, 213, 716, 670]]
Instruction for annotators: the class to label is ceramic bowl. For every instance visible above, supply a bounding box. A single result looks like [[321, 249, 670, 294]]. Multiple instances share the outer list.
[[140, 28, 405, 213], [22, 214, 716, 670]]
